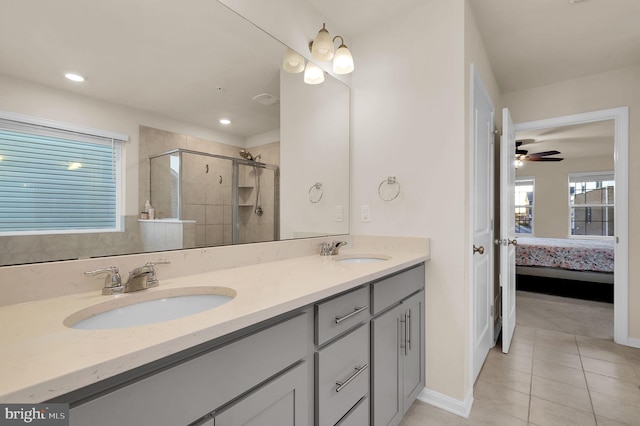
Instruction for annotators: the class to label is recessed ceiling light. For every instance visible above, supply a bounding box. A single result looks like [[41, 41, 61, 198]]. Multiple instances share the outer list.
[[65, 73, 86, 82], [219, 118, 231, 125]]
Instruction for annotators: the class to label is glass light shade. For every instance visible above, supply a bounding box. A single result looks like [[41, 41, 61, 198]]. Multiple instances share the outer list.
[[282, 48, 305, 73], [311, 25, 334, 61], [304, 62, 325, 85], [333, 45, 354, 74]]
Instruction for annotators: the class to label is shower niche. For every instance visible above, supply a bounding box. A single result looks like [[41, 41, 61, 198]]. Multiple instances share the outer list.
[[148, 149, 279, 249]]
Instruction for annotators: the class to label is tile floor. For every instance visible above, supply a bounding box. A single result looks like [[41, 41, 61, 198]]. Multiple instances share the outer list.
[[400, 292, 640, 426]]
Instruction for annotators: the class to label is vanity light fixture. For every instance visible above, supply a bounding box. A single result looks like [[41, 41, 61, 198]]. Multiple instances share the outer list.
[[304, 62, 325, 85], [310, 23, 335, 61], [219, 118, 231, 125], [64, 73, 86, 82], [310, 23, 355, 75], [282, 23, 354, 84], [282, 48, 305, 73], [332, 36, 354, 74]]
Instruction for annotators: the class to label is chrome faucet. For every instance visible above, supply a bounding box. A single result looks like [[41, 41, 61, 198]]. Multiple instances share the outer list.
[[84, 266, 123, 295], [85, 261, 170, 295], [123, 261, 170, 293], [319, 240, 348, 256]]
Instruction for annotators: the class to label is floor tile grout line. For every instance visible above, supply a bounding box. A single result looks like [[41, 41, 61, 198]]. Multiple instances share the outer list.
[[576, 334, 600, 425]]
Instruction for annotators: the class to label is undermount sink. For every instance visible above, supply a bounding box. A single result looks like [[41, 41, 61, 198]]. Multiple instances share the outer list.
[[332, 254, 391, 264], [65, 287, 236, 330]]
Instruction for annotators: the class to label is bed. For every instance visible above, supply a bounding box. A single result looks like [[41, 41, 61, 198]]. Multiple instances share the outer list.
[[515, 237, 614, 302]]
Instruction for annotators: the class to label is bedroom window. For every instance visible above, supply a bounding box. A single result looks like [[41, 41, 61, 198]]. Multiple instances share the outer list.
[[569, 172, 614, 237], [515, 177, 534, 234], [0, 111, 127, 236]]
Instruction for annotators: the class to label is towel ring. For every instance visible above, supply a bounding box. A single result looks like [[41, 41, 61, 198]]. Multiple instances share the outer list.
[[378, 176, 400, 201], [308, 182, 324, 203]]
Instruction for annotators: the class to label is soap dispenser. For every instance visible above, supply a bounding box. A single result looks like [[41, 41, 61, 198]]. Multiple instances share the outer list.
[[145, 200, 155, 220]]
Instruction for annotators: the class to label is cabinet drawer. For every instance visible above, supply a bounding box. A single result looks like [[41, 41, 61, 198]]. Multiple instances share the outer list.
[[371, 264, 424, 315], [336, 396, 369, 426], [316, 286, 369, 346], [316, 323, 369, 426]]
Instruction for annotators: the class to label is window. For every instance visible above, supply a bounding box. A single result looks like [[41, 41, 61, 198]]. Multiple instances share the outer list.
[[515, 177, 534, 234], [569, 172, 614, 237], [0, 112, 127, 235]]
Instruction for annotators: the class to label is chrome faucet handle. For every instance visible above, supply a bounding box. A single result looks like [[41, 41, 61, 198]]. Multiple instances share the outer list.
[[84, 267, 123, 295], [319, 242, 332, 256], [143, 261, 170, 288]]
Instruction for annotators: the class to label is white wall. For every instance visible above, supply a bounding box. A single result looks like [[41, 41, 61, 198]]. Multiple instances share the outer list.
[[517, 155, 614, 238], [501, 64, 640, 340], [280, 70, 350, 238], [351, 0, 471, 403]]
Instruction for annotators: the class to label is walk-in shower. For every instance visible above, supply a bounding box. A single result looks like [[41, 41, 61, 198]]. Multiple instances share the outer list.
[[149, 149, 279, 246]]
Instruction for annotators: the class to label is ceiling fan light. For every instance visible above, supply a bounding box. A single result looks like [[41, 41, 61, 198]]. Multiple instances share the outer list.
[[282, 48, 305, 73], [304, 61, 324, 85], [311, 24, 334, 61], [333, 44, 354, 74]]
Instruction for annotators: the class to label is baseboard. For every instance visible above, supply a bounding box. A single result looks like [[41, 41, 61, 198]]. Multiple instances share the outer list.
[[417, 386, 473, 418], [625, 336, 640, 349]]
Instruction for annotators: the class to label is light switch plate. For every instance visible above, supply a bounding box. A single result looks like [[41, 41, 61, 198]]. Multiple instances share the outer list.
[[335, 205, 343, 222], [361, 205, 370, 222]]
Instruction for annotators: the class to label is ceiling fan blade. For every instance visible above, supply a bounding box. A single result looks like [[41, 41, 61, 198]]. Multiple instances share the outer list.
[[516, 149, 528, 155], [525, 157, 564, 162], [527, 150, 561, 157]]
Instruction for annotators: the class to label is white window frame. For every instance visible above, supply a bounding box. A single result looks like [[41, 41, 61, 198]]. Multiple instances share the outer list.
[[515, 176, 535, 235], [0, 110, 128, 236], [568, 171, 615, 240]]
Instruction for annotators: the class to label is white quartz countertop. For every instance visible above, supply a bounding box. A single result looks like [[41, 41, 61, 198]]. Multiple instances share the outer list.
[[0, 245, 428, 403]]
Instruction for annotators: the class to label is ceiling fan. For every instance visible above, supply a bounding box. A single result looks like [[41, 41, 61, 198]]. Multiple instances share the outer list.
[[515, 139, 564, 167]]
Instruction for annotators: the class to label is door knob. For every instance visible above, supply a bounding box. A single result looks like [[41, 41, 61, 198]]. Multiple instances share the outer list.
[[473, 245, 485, 255], [508, 239, 517, 246]]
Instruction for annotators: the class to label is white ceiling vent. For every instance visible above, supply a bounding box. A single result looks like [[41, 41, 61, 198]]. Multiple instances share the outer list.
[[252, 93, 279, 105]]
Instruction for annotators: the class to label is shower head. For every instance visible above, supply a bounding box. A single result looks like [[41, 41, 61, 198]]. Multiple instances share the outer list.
[[239, 149, 253, 161]]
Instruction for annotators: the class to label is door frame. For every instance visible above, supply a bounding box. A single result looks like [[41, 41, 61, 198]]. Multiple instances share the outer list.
[[513, 107, 630, 346], [468, 64, 495, 389]]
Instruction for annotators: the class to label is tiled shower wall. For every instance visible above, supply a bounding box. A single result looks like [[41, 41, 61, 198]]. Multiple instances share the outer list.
[[140, 126, 280, 247]]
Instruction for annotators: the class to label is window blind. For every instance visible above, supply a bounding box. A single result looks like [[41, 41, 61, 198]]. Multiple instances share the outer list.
[[0, 115, 126, 234]]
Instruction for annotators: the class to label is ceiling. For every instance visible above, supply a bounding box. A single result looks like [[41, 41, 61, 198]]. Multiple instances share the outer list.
[[314, 0, 640, 94], [516, 120, 614, 161], [0, 0, 284, 138]]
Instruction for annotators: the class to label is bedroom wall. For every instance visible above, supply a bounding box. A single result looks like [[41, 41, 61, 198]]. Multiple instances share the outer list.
[[501, 63, 640, 342], [516, 154, 614, 238]]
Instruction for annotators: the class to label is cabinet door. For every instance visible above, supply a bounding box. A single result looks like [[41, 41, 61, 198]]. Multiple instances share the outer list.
[[371, 305, 402, 426], [401, 291, 424, 412], [215, 362, 308, 426]]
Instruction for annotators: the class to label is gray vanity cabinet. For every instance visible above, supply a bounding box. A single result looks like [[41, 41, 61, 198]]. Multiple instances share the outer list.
[[370, 265, 425, 426], [69, 311, 311, 426], [213, 362, 308, 426]]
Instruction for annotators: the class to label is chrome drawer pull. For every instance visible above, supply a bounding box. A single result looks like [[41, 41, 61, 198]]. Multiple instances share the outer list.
[[335, 364, 369, 393], [407, 309, 412, 351], [335, 305, 369, 324]]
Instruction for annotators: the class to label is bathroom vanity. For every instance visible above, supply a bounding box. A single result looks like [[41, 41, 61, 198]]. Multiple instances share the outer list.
[[0, 237, 429, 426], [67, 264, 424, 426]]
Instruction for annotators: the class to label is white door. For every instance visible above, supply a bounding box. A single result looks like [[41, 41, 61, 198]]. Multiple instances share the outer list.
[[471, 66, 494, 382], [500, 108, 517, 353]]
